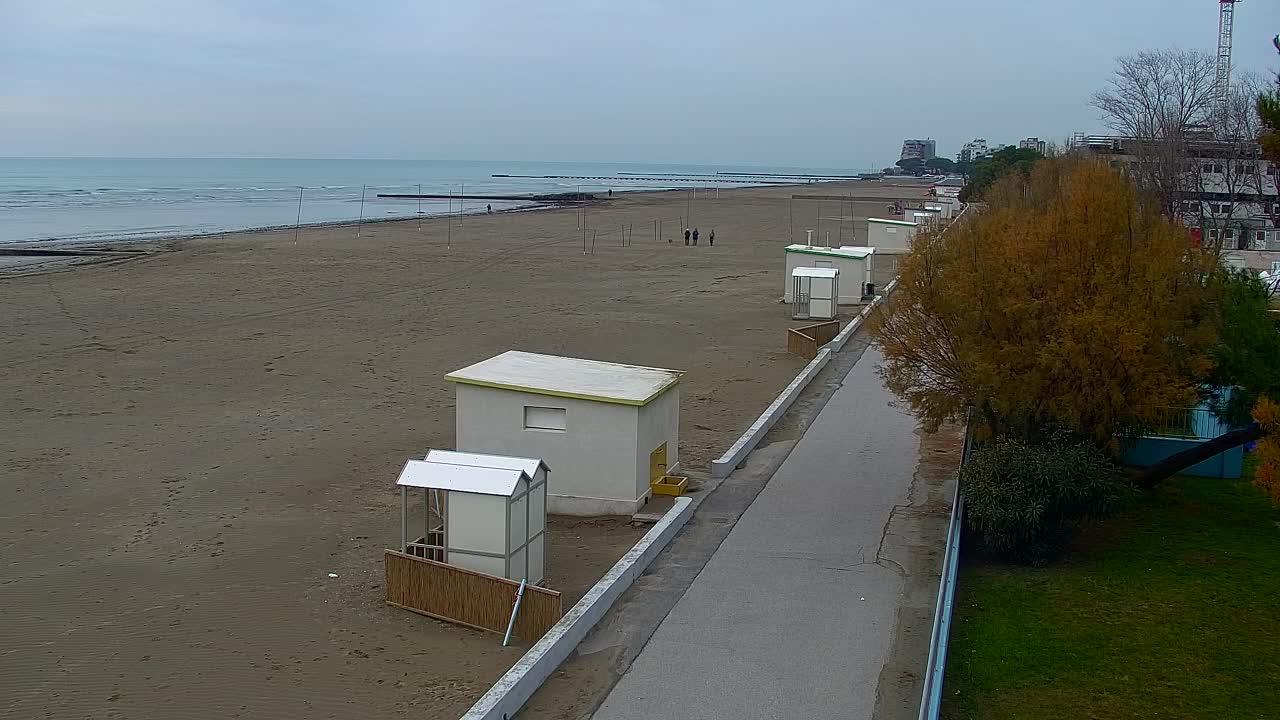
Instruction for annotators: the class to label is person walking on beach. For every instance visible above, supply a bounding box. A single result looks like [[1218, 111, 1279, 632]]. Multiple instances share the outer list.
[[692, 228, 699, 245], [486, 203, 492, 213], [684, 228, 691, 245], [709, 229, 715, 247]]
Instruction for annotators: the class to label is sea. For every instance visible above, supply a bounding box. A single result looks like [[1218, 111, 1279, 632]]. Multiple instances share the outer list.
[[0, 158, 867, 246]]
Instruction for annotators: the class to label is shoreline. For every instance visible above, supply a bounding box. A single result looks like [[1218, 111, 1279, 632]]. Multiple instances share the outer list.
[[0, 176, 874, 252], [0, 182, 816, 274]]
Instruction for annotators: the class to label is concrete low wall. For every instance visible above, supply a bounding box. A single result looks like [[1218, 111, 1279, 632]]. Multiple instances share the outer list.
[[709, 278, 899, 479], [460, 496, 695, 720], [824, 278, 898, 353], [710, 348, 833, 478]]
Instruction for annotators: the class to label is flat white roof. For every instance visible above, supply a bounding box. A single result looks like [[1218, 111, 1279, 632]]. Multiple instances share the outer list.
[[396, 459, 527, 497], [867, 217, 918, 227], [792, 267, 839, 278], [424, 449, 549, 477], [784, 244, 874, 259], [446, 350, 683, 406]]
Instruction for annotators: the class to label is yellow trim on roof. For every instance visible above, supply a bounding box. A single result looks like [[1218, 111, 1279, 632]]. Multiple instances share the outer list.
[[444, 373, 683, 406]]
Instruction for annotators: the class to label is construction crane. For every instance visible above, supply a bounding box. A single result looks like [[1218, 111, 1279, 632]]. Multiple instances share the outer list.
[[1214, 0, 1239, 130]]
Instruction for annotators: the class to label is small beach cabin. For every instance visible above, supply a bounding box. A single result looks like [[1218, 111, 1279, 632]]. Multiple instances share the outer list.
[[791, 267, 839, 320], [447, 351, 683, 516], [783, 244, 874, 304], [866, 217, 919, 253], [907, 206, 943, 230], [395, 451, 548, 584]]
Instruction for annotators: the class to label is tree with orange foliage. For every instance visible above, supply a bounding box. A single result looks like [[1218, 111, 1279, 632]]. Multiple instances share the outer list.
[[871, 155, 1218, 447], [1251, 398, 1280, 501]]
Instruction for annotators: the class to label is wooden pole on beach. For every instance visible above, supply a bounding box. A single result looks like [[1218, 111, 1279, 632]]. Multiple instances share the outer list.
[[357, 185, 366, 239], [789, 197, 794, 245], [294, 186, 303, 245], [417, 184, 423, 232], [592, 229, 597, 254], [447, 189, 452, 250], [459, 182, 464, 226]]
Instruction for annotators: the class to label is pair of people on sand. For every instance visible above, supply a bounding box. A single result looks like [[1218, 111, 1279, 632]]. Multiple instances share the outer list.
[[683, 227, 714, 246]]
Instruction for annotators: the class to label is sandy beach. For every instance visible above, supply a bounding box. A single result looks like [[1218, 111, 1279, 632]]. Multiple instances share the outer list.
[[0, 181, 926, 718]]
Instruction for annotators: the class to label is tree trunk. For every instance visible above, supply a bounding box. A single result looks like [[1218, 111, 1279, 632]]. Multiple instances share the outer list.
[[1132, 424, 1264, 488]]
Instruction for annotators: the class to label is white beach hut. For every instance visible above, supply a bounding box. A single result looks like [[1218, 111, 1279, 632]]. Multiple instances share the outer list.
[[907, 207, 943, 230], [395, 451, 548, 584], [783, 244, 875, 304], [866, 217, 919, 253], [926, 201, 954, 220], [447, 351, 683, 516], [791, 267, 839, 320]]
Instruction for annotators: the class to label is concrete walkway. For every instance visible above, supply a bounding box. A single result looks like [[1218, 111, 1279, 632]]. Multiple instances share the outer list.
[[591, 349, 944, 720]]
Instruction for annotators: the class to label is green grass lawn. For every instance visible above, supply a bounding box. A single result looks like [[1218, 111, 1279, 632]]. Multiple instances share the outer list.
[[942, 470, 1280, 720]]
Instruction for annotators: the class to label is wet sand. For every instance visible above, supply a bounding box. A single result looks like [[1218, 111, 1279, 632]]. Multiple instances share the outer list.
[[0, 181, 927, 718]]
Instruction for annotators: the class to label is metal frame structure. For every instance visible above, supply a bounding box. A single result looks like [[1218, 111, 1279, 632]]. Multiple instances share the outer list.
[[1215, 0, 1238, 131]]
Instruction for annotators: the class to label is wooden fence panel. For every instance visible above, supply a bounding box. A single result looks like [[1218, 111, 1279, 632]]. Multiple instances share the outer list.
[[787, 320, 841, 359], [384, 550, 562, 641], [787, 329, 820, 359]]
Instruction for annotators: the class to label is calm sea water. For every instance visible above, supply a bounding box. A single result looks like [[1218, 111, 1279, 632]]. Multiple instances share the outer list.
[[0, 158, 860, 245]]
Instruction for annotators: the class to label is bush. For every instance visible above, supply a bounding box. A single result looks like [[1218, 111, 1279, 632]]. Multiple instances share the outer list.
[[962, 436, 1132, 564]]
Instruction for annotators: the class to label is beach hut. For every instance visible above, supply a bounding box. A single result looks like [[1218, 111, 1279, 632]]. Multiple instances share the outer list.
[[926, 201, 954, 220], [866, 217, 919, 253], [783, 244, 875, 304], [447, 351, 683, 516], [395, 451, 548, 584], [907, 206, 944, 229], [791, 267, 839, 320]]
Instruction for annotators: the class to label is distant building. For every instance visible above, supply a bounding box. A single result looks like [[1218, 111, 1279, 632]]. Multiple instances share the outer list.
[[1019, 137, 1047, 154], [958, 138, 990, 163], [900, 139, 937, 162], [1072, 132, 1280, 255]]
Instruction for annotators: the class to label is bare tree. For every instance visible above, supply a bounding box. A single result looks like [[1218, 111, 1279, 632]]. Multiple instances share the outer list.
[[1090, 49, 1217, 217], [1190, 73, 1269, 250], [1091, 51, 1275, 252]]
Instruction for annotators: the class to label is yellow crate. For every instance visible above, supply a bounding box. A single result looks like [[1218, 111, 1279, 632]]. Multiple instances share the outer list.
[[651, 474, 688, 496]]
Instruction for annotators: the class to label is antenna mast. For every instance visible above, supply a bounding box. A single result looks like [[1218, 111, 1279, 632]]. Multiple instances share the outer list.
[[1214, 0, 1239, 131]]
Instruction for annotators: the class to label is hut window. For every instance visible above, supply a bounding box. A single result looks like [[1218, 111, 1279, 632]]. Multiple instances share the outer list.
[[524, 406, 566, 431]]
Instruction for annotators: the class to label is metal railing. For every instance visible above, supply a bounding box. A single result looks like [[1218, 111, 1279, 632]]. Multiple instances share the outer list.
[[917, 418, 972, 720], [1146, 407, 1231, 440]]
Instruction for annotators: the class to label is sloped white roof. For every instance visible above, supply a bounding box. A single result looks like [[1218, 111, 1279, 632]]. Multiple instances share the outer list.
[[867, 217, 918, 227], [395, 458, 526, 497], [791, 267, 839, 278], [446, 350, 683, 406], [784, 244, 874, 259], [424, 449, 549, 478]]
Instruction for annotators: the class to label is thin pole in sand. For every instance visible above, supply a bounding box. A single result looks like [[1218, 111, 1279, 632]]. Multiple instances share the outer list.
[[459, 182, 464, 226], [357, 185, 367, 239], [621, 223, 624, 247], [592, 229, 597, 254], [294, 186, 304, 245], [789, 197, 794, 245], [686, 189, 691, 228], [447, 188, 453, 250], [417, 184, 423, 232]]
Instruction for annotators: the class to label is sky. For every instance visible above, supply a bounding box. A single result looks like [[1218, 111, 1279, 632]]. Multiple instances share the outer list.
[[0, 0, 1277, 168]]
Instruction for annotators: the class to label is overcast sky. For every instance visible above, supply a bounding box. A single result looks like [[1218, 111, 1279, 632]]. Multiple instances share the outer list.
[[1, 1, 1277, 168]]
